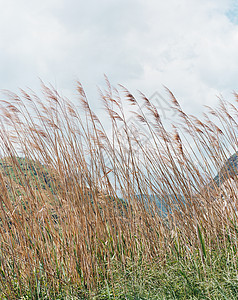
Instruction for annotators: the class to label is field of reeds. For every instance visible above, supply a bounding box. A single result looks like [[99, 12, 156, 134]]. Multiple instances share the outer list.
[[0, 80, 238, 299]]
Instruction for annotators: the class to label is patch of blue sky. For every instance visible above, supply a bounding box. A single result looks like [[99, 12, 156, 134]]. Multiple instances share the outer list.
[[226, 1, 238, 24]]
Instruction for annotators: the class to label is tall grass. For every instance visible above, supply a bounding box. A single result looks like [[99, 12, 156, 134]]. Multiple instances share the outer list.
[[0, 80, 238, 299]]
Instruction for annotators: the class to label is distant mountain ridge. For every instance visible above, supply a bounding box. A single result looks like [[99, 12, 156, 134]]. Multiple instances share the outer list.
[[1, 153, 237, 213], [140, 152, 238, 217], [213, 151, 238, 186]]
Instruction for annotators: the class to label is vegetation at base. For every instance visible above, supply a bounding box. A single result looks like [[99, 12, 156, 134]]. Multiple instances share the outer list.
[[0, 81, 238, 299]]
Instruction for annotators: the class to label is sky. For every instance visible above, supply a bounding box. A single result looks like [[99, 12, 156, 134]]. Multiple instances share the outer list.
[[0, 0, 238, 122]]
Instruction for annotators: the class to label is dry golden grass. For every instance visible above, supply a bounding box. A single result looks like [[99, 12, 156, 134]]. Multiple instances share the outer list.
[[0, 80, 237, 298]]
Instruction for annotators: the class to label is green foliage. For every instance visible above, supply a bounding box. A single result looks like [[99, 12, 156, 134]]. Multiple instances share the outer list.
[[0, 156, 56, 193]]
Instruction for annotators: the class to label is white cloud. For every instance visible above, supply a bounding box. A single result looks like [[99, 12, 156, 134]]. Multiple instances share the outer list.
[[0, 0, 237, 120]]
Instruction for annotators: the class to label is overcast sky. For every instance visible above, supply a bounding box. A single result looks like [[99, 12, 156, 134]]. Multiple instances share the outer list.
[[0, 0, 238, 120]]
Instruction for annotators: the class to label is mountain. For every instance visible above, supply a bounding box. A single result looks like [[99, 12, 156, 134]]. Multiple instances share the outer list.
[[213, 152, 238, 186], [0, 157, 56, 194]]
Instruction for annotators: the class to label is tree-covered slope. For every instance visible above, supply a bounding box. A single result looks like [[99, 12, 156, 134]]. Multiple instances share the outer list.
[[0, 156, 56, 194]]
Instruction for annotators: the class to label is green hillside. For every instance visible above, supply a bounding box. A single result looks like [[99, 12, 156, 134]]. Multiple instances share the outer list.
[[0, 156, 56, 194]]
